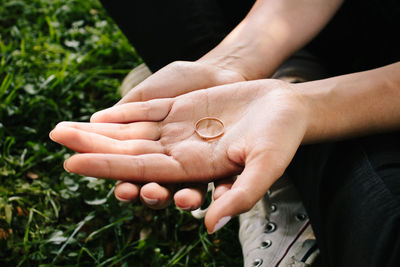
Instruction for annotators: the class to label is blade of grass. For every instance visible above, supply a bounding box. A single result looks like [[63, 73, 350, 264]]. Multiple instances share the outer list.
[[52, 211, 96, 265], [166, 238, 202, 266], [98, 247, 139, 267], [85, 215, 133, 242], [17, 208, 34, 267], [77, 246, 98, 264], [0, 72, 13, 99]]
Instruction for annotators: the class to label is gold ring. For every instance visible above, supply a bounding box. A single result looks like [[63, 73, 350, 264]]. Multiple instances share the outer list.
[[195, 117, 224, 141]]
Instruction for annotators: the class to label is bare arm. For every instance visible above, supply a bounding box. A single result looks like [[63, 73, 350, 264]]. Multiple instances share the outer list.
[[200, 0, 344, 80], [50, 61, 400, 233], [111, 0, 344, 208], [302, 61, 400, 142]]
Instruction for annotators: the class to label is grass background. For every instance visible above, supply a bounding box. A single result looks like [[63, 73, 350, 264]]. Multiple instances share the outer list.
[[0, 0, 242, 265]]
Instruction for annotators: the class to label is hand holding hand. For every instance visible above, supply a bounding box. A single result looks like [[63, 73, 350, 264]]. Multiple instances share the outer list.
[[51, 79, 310, 233], [111, 60, 246, 210]]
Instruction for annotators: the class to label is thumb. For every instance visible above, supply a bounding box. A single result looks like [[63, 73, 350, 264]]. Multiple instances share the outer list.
[[204, 156, 284, 234]]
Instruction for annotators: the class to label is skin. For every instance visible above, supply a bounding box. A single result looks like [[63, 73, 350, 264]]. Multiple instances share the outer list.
[[112, 61, 245, 210], [52, 79, 307, 232], [50, 62, 400, 233], [110, 0, 344, 209]]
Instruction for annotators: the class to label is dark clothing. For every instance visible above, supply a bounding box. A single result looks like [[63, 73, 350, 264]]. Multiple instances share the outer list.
[[288, 133, 400, 267], [100, 0, 400, 75], [306, 0, 400, 75], [100, 1, 400, 266], [100, 0, 254, 72]]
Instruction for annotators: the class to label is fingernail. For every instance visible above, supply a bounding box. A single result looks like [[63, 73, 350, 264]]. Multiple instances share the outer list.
[[63, 161, 71, 173], [209, 216, 231, 234], [49, 131, 55, 141], [141, 195, 159, 206], [115, 195, 133, 203]]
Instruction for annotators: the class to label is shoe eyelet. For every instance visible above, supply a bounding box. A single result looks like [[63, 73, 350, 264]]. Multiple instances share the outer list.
[[253, 258, 263, 267], [265, 222, 276, 233], [261, 240, 272, 249], [270, 204, 277, 212], [296, 213, 307, 221]]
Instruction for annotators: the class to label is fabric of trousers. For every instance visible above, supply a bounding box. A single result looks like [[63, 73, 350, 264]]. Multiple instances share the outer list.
[[100, 1, 400, 266], [288, 132, 400, 267]]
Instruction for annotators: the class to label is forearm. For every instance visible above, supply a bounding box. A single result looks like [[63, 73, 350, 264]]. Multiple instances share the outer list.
[[199, 0, 343, 80], [300, 62, 400, 143]]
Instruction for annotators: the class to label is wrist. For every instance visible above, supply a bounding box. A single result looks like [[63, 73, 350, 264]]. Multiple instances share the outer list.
[[197, 52, 252, 81], [198, 40, 285, 81], [294, 82, 327, 144], [198, 0, 344, 81]]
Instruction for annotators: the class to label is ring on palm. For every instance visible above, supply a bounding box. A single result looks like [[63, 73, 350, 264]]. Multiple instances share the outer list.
[[195, 117, 225, 141]]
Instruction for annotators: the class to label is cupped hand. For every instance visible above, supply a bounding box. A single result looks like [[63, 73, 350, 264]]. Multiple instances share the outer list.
[[118, 60, 245, 104], [50, 79, 310, 233], [108, 60, 246, 210]]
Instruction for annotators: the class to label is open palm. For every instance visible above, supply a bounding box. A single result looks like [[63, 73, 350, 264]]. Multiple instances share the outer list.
[[114, 60, 246, 209], [50, 79, 309, 232]]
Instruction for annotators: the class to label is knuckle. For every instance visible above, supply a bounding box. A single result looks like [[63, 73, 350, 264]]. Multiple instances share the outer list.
[[135, 88, 146, 101], [135, 157, 146, 179], [138, 101, 151, 118]]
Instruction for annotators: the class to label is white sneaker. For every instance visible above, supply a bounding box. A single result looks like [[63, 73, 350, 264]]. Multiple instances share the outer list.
[[239, 175, 319, 267], [191, 182, 214, 219]]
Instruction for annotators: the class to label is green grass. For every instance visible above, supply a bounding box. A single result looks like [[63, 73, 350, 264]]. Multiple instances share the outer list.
[[0, 0, 242, 265]]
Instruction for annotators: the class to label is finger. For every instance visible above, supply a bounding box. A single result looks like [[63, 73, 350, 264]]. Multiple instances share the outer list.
[[213, 177, 235, 200], [117, 66, 194, 104], [205, 158, 282, 234], [140, 182, 174, 209], [114, 181, 176, 208], [55, 121, 160, 140], [173, 183, 208, 211], [91, 98, 172, 123], [114, 181, 140, 203], [117, 61, 242, 104], [50, 126, 163, 154], [64, 153, 191, 183]]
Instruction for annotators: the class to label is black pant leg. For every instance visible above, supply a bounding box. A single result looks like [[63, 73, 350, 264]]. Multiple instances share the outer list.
[[289, 132, 400, 267]]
